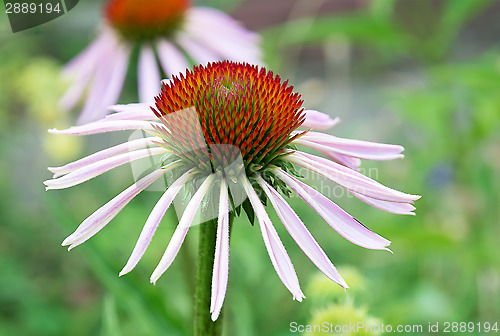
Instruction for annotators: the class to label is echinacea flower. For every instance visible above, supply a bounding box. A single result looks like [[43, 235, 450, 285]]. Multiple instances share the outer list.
[[60, 0, 261, 124], [45, 61, 419, 321]]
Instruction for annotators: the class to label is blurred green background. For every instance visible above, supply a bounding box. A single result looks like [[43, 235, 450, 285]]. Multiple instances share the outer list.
[[1, 0, 499, 335]]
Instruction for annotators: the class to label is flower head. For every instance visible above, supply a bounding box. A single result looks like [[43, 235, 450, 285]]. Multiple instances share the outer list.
[[60, 1, 262, 124], [105, 0, 189, 41], [152, 62, 305, 174], [46, 61, 420, 321]]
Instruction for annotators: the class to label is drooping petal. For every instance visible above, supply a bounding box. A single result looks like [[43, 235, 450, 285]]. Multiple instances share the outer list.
[[256, 175, 348, 288], [210, 178, 230, 321], [61, 165, 177, 250], [48, 137, 161, 178], [150, 174, 216, 284], [295, 131, 405, 160], [156, 39, 189, 77], [240, 175, 305, 301], [48, 120, 158, 136], [187, 7, 259, 44], [325, 152, 361, 170], [44, 147, 168, 190], [351, 192, 416, 215], [185, 17, 261, 64], [105, 103, 156, 120], [300, 110, 340, 130], [62, 28, 114, 76], [275, 169, 391, 251], [287, 151, 420, 203], [138, 44, 162, 103], [120, 169, 196, 276], [176, 32, 219, 66], [78, 44, 131, 124], [59, 30, 115, 111]]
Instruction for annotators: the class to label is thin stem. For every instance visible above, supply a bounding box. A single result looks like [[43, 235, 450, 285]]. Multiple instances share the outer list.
[[193, 217, 224, 336]]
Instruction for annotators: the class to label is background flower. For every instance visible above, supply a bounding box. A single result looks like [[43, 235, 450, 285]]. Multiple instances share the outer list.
[[60, 0, 262, 124]]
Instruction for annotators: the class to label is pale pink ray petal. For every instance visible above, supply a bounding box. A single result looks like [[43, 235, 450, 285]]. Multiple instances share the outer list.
[[287, 151, 420, 203], [48, 120, 158, 136], [351, 192, 416, 215], [102, 110, 157, 122], [185, 20, 261, 64], [325, 152, 361, 170], [48, 137, 162, 178], [294, 139, 404, 161], [59, 31, 115, 111], [156, 39, 189, 77], [296, 131, 405, 160], [240, 175, 305, 301], [150, 174, 216, 284], [76, 44, 121, 124], [61, 167, 172, 250], [78, 44, 131, 124], [138, 45, 162, 103], [210, 178, 230, 321], [275, 169, 392, 251], [176, 32, 219, 66], [187, 8, 259, 43], [59, 70, 93, 112], [106, 103, 156, 121], [120, 169, 196, 276], [300, 110, 340, 130], [62, 28, 115, 76], [44, 147, 168, 190], [256, 175, 348, 288]]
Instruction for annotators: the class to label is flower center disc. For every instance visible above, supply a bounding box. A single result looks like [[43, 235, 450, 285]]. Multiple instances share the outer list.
[[105, 0, 189, 41], [152, 61, 306, 175]]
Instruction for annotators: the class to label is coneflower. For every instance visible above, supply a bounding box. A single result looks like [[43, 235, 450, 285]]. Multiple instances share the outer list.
[[60, 0, 261, 124], [46, 61, 419, 334]]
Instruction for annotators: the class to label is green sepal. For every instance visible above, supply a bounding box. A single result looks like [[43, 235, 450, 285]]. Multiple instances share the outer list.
[[242, 198, 255, 226]]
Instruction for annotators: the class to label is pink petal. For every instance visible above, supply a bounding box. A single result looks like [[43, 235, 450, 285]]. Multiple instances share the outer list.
[[61, 168, 169, 250], [138, 45, 161, 103], [48, 120, 158, 136], [276, 169, 391, 250], [325, 152, 361, 170], [240, 175, 305, 301], [59, 30, 115, 111], [210, 178, 230, 321], [187, 8, 259, 43], [150, 174, 216, 284], [351, 192, 416, 215], [300, 110, 340, 130], [185, 19, 261, 64], [257, 175, 348, 288], [176, 32, 219, 66], [297, 131, 405, 160], [62, 28, 114, 76], [287, 151, 420, 202], [44, 147, 168, 190], [120, 168, 194, 276], [156, 39, 189, 77], [78, 44, 130, 124], [48, 137, 160, 178], [104, 104, 157, 121]]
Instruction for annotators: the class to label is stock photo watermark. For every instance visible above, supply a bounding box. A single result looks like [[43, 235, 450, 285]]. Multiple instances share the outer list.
[[289, 321, 499, 334], [3, 0, 78, 32]]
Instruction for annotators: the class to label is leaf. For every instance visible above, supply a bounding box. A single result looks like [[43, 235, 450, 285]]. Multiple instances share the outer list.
[[242, 198, 255, 226]]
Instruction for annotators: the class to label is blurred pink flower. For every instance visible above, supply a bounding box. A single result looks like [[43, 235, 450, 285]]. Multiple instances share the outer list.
[[46, 62, 419, 320], [60, 0, 261, 124]]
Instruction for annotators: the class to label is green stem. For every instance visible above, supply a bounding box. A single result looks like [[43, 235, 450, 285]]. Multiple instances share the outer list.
[[193, 218, 223, 336]]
